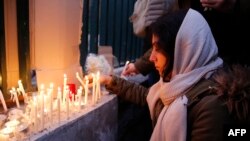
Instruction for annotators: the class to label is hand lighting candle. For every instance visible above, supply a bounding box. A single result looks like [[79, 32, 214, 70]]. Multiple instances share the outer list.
[[121, 61, 130, 79]]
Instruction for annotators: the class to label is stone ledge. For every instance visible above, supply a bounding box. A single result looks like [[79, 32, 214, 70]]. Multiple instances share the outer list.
[[27, 94, 118, 141]]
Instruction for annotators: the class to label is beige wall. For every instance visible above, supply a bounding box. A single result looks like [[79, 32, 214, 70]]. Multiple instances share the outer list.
[[4, 0, 19, 89], [4, 0, 83, 91], [29, 0, 83, 89]]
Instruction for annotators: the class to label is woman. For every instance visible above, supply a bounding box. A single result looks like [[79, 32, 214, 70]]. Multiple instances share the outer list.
[[93, 9, 239, 140]]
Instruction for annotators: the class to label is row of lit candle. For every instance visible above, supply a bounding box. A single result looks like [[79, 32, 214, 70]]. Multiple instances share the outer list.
[[0, 72, 102, 135]]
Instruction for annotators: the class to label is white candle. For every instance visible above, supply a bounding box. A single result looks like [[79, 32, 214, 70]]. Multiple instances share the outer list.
[[121, 60, 130, 77], [10, 88, 20, 108], [63, 74, 67, 105], [33, 96, 38, 132], [57, 87, 62, 104], [76, 72, 84, 86], [84, 76, 89, 105], [91, 73, 96, 105], [66, 89, 69, 120], [49, 83, 53, 125], [77, 86, 83, 111], [0, 126, 14, 135], [96, 71, 101, 100], [94, 73, 98, 102], [57, 98, 60, 124], [18, 80, 27, 102], [40, 84, 45, 130], [0, 90, 8, 112]]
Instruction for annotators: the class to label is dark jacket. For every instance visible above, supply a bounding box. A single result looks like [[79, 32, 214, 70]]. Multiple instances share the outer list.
[[105, 65, 250, 140], [179, 0, 250, 66], [135, 0, 250, 74]]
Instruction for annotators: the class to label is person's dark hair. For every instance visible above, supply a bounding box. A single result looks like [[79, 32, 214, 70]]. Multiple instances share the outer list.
[[149, 9, 188, 81]]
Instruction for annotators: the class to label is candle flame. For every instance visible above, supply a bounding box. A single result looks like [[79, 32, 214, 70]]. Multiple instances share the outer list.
[[40, 84, 45, 89], [50, 83, 54, 88], [126, 60, 130, 65]]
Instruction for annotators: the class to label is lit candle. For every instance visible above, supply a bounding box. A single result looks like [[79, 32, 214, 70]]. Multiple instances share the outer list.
[[5, 119, 20, 127], [57, 98, 60, 124], [77, 86, 83, 111], [18, 80, 27, 102], [10, 88, 20, 108], [40, 84, 45, 130], [96, 71, 101, 100], [0, 126, 14, 135], [0, 90, 8, 112], [121, 60, 130, 78], [91, 73, 96, 105], [76, 72, 84, 86], [57, 87, 61, 123], [66, 89, 69, 120], [84, 76, 89, 105], [57, 87, 62, 104], [33, 96, 38, 133], [49, 83, 54, 125], [63, 74, 67, 105]]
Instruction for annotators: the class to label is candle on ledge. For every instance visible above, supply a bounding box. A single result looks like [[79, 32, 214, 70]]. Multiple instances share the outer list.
[[84, 76, 89, 105], [57, 87, 62, 105], [0, 126, 14, 135], [63, 74, 67, 105], [49, 83, 54, 125], [91, 73, 96, 105], [57, 98, 61, 124], [18, 80, 27, 102], [10, 88, 20, 108], [76, 72, 84, 86], [33, 96, 38, 133], [49, 83, 54, 101], [57, 87, 62, 123], [40, 84, 45, 130], [0, 90, 8, 112], [77, 86, 83, 111], [66, 89, 69, 120], [96, 71, 101, 100]]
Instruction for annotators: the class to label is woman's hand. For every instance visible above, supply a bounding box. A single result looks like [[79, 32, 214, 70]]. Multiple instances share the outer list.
[[86, 74, 112, 87], [121, 63, 139, 76]]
